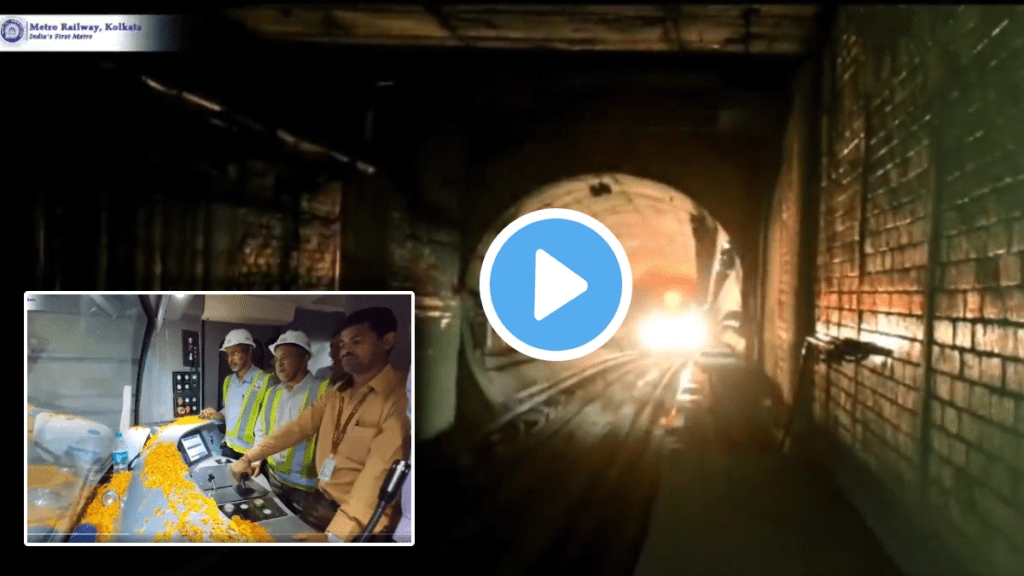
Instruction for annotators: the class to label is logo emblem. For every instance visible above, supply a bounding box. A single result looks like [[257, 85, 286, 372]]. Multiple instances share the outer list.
[[479, 208, 632, 361], [1, 17, 25, 44]]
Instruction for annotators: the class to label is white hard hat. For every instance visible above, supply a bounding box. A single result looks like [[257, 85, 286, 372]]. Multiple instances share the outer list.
[[220, 329, 255, 351], [269, 330, 312, 355]]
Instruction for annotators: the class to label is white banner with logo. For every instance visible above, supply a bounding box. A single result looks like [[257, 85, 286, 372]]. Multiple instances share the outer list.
[[1, 15, 181, 51]]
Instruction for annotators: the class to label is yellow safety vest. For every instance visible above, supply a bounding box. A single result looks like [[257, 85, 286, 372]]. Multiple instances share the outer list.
[[262, 379, 331, 490], [222, 369, 273, 453]]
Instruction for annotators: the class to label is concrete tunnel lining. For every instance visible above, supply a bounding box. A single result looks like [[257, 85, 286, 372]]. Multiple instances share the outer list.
[[461, 173, 744, 407]]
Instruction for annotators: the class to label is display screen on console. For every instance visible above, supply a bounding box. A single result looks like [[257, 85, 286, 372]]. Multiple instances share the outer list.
[[181, 433, 209, 464]]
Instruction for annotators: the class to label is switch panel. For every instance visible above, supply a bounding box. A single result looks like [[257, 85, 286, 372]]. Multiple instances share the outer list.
[[218, 496, 286, 521], [172, 371, 200, 417], [182, 330, 199, 368]]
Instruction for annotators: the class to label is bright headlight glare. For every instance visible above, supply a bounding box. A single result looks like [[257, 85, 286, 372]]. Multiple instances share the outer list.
[[639, 312, 708, 351]]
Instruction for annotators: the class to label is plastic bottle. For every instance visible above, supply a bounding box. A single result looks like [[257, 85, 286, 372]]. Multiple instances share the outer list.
[[112, 432, 129, 472]]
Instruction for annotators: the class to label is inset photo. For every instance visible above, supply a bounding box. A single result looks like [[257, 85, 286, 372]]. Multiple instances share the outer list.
[[26, 292, 414, 545]]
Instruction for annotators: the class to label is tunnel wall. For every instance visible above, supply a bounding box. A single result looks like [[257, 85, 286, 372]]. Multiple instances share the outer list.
[[21, 61, 389, 293], [761, 62, 818, 403], [784, 6, 1024, 575]]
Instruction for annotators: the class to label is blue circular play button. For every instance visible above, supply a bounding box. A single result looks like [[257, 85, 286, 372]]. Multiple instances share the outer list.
[[480, 208, 633, 361]]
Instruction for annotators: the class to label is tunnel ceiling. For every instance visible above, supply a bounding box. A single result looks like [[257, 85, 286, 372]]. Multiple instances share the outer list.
[[226, 5, 823, 54], [467, 174, 726, 299]]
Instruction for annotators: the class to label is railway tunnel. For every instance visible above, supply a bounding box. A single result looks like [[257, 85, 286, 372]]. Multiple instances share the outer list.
[[19, 5, 1024, 575]]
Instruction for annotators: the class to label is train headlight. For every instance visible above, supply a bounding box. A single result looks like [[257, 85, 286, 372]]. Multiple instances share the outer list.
[[639, 311, 709, 351]]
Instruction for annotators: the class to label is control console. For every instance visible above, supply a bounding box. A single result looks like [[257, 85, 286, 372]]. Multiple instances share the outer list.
[[188, 465, 287, 521], [177, 423, 290, 522]]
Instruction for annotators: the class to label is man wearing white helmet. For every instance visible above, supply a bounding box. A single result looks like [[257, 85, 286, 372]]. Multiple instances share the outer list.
[[250, 330, 332, 517], [199, 328, 274, 459]]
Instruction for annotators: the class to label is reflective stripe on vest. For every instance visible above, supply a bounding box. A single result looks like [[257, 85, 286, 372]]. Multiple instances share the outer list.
[[263, 378, 331, 490], [223, 369, 272, 453]]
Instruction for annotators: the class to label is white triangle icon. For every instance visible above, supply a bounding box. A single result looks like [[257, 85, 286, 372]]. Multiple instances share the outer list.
[[534, 249, 588, 321]]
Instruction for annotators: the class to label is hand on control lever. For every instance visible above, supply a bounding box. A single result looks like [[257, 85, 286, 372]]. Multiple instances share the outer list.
[[229, 458, 260, 482], [200, 408, 224, 420], [236, 473, 255, 497]]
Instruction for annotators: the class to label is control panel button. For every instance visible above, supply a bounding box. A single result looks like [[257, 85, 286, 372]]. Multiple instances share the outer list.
[[253, 499, 264, 506], [224, 504, 234, 514], [263, 509, 272, 515], [240, 504, 249, 510]]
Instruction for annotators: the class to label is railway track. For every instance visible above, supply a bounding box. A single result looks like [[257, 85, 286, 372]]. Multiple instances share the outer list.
[[429, 355, 687, 575]]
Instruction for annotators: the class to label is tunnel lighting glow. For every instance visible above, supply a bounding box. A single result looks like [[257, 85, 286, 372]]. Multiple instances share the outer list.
[[866, 333, 902, 353], [862, 333, 902, 366], [664, 290, 684, 310], [639, 311, 708, 351]]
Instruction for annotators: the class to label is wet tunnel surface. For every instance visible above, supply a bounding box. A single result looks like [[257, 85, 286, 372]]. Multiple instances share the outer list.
[[416, 356, 906, 576]]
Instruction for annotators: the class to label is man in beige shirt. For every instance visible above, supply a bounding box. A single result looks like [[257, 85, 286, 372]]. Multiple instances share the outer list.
[[230, 307, 410, 542]]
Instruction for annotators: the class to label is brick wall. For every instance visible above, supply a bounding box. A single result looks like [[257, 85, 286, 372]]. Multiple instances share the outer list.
[[34, 161, 344, 291], [762, 64, 813, 402], [23, 56, 349, 293], [805, 6, 1024, 574]]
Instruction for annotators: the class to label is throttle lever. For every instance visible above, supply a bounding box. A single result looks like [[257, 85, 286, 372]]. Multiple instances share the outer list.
[[236, 472, 255, 497]]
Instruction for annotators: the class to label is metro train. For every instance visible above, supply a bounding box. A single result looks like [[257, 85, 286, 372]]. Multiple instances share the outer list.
[[25, 293, 412, 544], [630, 233, 745, 355], [621, 280, 744, 356]]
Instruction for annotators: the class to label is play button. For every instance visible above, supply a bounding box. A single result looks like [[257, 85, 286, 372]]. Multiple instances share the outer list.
[[479, 208, 633, 361], [534, 249, 588, 321]]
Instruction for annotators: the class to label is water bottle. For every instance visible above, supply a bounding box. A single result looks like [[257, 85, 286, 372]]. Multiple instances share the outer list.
[[112, 432, 129, 472]]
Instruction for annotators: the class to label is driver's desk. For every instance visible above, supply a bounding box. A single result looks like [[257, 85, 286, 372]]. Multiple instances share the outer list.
[[114, 420, 316, 541]]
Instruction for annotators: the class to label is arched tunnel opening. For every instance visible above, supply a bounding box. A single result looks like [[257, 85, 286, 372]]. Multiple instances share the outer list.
[[19, 6, 1024, 576], [464, 173, 745, 403]]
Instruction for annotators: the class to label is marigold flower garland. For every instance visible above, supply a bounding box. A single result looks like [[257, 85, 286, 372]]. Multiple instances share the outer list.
[[79, 471, 132, 542], [78, 416, 274, 542]]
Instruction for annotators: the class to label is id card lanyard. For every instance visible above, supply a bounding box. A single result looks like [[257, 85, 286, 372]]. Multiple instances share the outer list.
[[319, 387, 373, 482]]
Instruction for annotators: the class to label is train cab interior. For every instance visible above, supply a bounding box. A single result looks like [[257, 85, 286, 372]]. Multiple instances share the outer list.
[[26, 293, 412, 543]]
